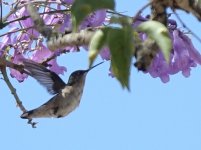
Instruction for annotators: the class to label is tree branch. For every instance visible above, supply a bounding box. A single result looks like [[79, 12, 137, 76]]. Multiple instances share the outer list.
[[0, 59, 37, 128], [1, 9, 68, 30], [2, 0, 64, 22], [47, 28, 98, 50]]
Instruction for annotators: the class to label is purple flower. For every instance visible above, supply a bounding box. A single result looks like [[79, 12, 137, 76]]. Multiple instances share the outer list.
[[145, 19, 201, 82], [60, 14, 72, 32], [63, 0, 74, 5], [43, 7, 63, 25], [13, 31, 32, 53], [100, 47, 111, 60], [170, 30, 197, 76], [0, 34, 14, 57], [132, 15, 148, 28], [0, 50, 4, 58], [31, 43, 67, 75], [80, 10, 106, 29], [48, 59, 67, 75], [19, 7, 39, 38], [147, 52, 170, 83], [0, 34, 12, 48], [10, 52, 28, 82], [31, 43, 52, 63], [179, 32, 201, 65]]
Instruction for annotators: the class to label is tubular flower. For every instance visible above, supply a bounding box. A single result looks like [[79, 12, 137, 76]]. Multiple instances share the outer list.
[[80, 10, 107, 29], [9, 52, 28, 82], [135, 17, 201, 83], [31, 43, 67, 75]]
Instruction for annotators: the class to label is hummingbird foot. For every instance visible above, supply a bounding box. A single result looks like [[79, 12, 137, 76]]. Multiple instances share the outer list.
[[27, 119, 38, 128], [20, 110, 34, 119], [20, 111, 38, 128], [57, 115, 63, 118]]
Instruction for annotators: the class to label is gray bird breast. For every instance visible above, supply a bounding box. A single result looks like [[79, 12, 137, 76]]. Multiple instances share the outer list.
[[56, 74, 87, 117], [56, 85, 84, 117]]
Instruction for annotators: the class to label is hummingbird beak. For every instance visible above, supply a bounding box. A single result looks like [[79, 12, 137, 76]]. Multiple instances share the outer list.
[[86, 61, 104, 72]]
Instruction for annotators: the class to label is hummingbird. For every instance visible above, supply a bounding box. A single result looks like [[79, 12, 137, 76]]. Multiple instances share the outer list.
[[20, 60, 103, 119]]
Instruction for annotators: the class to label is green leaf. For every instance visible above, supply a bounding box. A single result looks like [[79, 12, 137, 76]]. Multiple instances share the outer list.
[[109, 16, 132, 26], [107, 27, 133, 90], [137, 20, 172, 62], [88, 28, 108, 67], [72, 0, 115, 30]]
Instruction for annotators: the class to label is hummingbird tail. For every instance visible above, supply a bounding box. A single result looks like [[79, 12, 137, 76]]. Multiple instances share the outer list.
[[20, 110, 34, 119]]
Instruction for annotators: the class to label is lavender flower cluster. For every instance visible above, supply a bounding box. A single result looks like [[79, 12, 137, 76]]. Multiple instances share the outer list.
[[146, 19, 201, 83]]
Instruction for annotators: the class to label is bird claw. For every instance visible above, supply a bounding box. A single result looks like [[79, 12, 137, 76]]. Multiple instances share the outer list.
[[27, 119, 38, 128]]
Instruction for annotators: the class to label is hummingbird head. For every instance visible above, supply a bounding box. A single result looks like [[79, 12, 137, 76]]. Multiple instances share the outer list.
[[67, 62, 104, 86]]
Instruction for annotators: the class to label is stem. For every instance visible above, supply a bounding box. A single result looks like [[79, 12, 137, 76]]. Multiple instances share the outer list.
[[1, 67, 26, 112], [0, 0, 2, 22], [132, 2, 151, 23], [2, 0, 64, 22], [3, 9, 68, 28], [172, 9, 201, 43], [0, 62, 37, 128]]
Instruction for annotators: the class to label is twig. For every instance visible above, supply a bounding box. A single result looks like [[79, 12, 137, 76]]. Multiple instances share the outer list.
[[47, 28, 97, 50], [0, 60, 37, 128], [0, 24, 55, 38], [132, 2, 151, 23], [172, 9, 201, 43], [0, 0, 2, 23], [0, 26, 33, 38], [106, 10, 132, 18], [2, 0, 63, 22], [2, 9, 68, 29], [41, 49, 69, 66]]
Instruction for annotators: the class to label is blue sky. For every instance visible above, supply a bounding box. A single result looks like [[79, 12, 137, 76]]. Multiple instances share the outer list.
[[1, 1, 201, 150]]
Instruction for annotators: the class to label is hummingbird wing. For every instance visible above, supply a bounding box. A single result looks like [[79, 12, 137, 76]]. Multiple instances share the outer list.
[[23, 60, 66, 95]]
